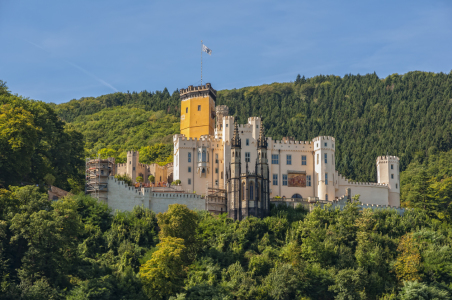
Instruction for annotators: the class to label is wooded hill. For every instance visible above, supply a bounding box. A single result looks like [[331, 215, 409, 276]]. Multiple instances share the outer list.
[[56, 71, 452, 182]]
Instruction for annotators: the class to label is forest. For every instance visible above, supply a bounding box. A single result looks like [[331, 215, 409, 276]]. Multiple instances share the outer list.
[[1, 73, 452, 299], [54, 71, 452, 183]]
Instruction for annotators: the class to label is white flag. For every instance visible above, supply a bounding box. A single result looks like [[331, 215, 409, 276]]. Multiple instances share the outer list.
[[202, 44, 212, 55]]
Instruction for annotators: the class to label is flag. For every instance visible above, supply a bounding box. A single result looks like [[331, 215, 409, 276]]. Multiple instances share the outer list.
[[202, 44, 212, 55]]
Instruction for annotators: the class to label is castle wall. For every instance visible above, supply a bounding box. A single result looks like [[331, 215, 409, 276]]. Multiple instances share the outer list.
[[106, 176, 149, 212], [149, 192, 205, 214]]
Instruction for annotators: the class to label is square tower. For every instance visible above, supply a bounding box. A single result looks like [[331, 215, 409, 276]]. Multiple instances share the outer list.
[[180, 83, 216, 139]]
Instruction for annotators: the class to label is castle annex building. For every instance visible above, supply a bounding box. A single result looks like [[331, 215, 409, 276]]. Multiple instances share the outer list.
[[173, 83, 401, 219]]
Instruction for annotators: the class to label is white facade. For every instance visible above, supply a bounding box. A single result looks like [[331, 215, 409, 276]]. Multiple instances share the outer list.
[[174, 115, 401, 207]]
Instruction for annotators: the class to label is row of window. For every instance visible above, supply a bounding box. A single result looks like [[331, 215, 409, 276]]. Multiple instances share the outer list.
[[185, 105, 202, 113]]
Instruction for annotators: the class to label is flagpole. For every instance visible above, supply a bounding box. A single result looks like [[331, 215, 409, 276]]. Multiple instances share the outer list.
[[201, 40, 203, 86]]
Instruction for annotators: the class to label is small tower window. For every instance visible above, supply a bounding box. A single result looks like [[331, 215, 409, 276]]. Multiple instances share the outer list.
[[324, 142, 327, 147], [302, 155, 306, 165], [325, 173, 328, 185], [282, 174, 288, 186], [186, 107, 188, 113], [215, 168, 218, 174], [215, 180, 218, 186], [215, 154, 219, 163], [188, 167, 191, 173], [245, 152, 250, 162], [256, 125, 259, 128], [317, 154, 319, 165], [396, 183, 398, 189], [286, 155, 292, 165], [226, 124, 228, 127], [198, 105, 201, 111], [391, 164, 394, 170], [188, 178, 191, 185], [325, 194, 328, 201], [391, 174, 394, 179], [273, 174, 278, 186], [307, 175, 311, 186], [246, 139, 249, 146], [188, 152, 191, 162], [324, 153, 327, 164]]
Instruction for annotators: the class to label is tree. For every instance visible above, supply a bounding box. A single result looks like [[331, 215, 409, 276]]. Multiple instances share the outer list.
[[136, 176, 143, 183], [114, 174, 133, 186], [157, 204, 199, 261], [394, 233, 422, 283], [148, 175, 155, 183], [139, 237, 187, 300]]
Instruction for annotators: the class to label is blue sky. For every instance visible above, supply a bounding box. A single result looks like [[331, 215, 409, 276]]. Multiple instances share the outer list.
[[1, 0, 451, 104]]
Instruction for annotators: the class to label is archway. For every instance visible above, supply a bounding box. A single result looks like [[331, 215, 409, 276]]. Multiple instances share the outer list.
[[291, 193, 303, 199]]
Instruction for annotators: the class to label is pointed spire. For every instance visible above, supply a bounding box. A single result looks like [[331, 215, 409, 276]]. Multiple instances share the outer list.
[[257, 122, 267, 149], [231, 122, 241, 148]]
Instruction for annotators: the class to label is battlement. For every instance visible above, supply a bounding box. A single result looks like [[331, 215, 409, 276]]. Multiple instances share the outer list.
[[179, 83, 216, 101], [272, 139, 313, 145], [127, 151, 139, 156], [337, 173, 388, 187], [377, 155, 400, 161], [223, 116, 235, 121], [312, 136, 335, 142], [248, 116, 261, 123]]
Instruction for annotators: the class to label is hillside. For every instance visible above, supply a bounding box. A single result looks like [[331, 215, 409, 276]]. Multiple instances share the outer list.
[[57, 71, 452, 183]]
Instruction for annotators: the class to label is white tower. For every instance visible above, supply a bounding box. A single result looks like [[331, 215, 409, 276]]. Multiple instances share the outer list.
[[313, 136, 336, 201], [126, 151, 139, 183], [377, 155, 400, 207]]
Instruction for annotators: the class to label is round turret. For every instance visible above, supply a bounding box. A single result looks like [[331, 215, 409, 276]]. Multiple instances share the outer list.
[[376, 155, 400, 207]]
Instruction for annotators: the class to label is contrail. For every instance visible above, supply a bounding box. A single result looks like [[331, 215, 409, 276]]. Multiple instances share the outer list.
[[23, 39, 118, 92]]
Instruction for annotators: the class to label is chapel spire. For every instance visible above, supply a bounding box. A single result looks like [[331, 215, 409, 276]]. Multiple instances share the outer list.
[[257, 123, 267, 149], [231, 122, 241, 148]]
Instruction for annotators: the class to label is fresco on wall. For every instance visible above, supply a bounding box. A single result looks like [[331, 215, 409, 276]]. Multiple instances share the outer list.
[[288, 172, 306, 187]]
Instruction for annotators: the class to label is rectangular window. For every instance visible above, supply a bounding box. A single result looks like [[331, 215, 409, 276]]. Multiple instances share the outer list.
[[215, 153, 219, 163], [221, 171, 223, 179], [226, 124, 228, 127], [273, 174, 278, 186], [302, 155, 307, 165], [324, 142, 327, 147], [215, 180, 218, 186], [188, 178, 191, 185], [324, 153, 327, 164], [282, 174, 288, 186], [286, 155, 292, 165], [188, 167, 191, 173], [215, 168, 218, 174], [246, 139, 249, 146], [325, 194, 328, 201], [188, 152, 191, 163], [197, 105, 201, 111], [186, 107, 188, 113], [391, 174, 394, 179], [391, 164, 394, 170], [272, 154, 279, 164], [396, 183, 398, 189], [317, 154, 319, 165], [133, 167, 135, 171], [325, 173, 328, 185], [245, 152, 250, 162], [101, 170, 104, 175], [307, 175, 311, 186]]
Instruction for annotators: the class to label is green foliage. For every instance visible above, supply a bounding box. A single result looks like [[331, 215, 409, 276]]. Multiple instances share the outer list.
[[401, 148, 452, 221], [68, 105, 179, 164], [114, 174, 133, 186], [0, 85, 84, 190]]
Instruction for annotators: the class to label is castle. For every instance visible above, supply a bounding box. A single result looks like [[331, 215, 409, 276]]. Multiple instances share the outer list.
[[172, 83, 401, 219], [86, 82, 401, 218]]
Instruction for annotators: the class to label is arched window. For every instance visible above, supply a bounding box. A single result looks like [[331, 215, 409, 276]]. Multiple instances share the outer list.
[[250, 182, 254, 200], [291, 193, 303, 199], [202, 168, 206, 174]]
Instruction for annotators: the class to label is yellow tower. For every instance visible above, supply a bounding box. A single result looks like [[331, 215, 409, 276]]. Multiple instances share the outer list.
[[180, 83, 216, 139]]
